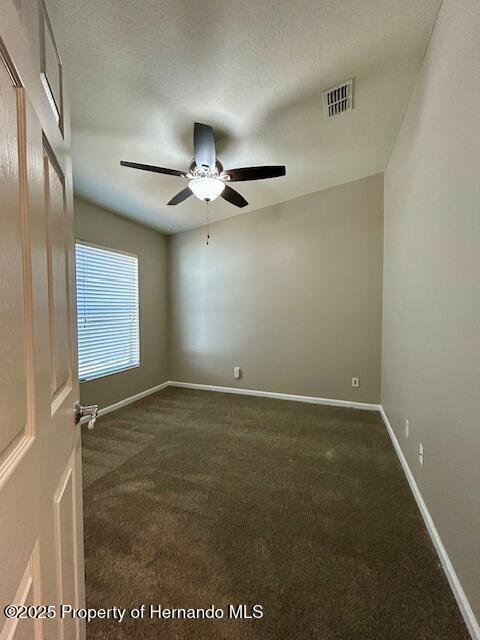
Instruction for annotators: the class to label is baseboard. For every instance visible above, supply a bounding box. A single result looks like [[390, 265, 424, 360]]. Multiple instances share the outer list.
[[168, 380, 381, 411], [380, 408, 479, 640], [97, 382, 170, 417]]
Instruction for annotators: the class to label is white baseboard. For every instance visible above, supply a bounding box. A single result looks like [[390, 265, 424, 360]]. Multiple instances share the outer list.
[[168, 380, 381, 411], [98, 382, 170, 417], [380, 408, 479, 640]]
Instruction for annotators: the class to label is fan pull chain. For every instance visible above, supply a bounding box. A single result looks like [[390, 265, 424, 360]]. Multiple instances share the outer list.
[[206, 200, 211, 245]]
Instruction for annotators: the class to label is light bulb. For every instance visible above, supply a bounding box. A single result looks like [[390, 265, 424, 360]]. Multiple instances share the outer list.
[[189, 177, 225, 202]]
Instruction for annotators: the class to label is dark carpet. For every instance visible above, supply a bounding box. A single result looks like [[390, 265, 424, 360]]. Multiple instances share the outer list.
[[82, 387, 469, 639]]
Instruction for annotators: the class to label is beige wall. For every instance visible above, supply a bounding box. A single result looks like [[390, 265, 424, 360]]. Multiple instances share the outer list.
[[74, 198, 169, 408], [168, 174, 384, 404], [382, 0, 480, 626]]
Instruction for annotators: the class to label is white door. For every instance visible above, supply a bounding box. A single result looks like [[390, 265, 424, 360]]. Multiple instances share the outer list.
[[0, 1, 87, 639]]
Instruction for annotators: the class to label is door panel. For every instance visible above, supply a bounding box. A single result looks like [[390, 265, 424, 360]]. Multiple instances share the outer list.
[[44, 145, 72, 401], [0, 2, 85, 639], [0, 544, 41, 640], [54, 464, 76, 640], [0, 62, 31, 470], [39, 0, 63, 130]]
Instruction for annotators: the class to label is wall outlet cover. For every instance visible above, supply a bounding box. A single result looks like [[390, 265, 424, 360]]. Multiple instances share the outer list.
[[352, 377, 360, 388], [405, 419, 410, 438], [233, 366, 242, 380]]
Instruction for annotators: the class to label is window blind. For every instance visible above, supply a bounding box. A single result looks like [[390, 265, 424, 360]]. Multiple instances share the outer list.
[[75, 242, 140, 381]]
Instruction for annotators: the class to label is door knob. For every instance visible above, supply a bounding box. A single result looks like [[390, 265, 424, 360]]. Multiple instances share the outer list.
[[74, 402, 99, 430]]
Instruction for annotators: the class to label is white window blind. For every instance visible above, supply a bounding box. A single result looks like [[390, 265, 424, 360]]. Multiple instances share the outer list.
[[76, 242, 140, 381]]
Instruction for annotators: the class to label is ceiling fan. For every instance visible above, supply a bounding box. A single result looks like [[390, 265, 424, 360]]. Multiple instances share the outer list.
[[120, 122, 286, 208]]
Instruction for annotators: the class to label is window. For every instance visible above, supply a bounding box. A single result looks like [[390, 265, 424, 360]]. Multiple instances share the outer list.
[[75, 242, 140, 381]]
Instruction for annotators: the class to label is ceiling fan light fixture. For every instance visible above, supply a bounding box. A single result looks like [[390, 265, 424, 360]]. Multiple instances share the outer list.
[[189, 177, 225, 202], [121, 122, 285, 208]]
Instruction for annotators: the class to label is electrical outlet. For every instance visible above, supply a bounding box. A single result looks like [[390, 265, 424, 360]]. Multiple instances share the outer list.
[[352, 377, 360, 388], [233, 366, 241, 380], [405, 419, 410, 438], [419, 442, 424, 466]]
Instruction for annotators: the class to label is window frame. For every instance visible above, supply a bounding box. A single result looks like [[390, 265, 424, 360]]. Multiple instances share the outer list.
[[75, 239, 141, 383]]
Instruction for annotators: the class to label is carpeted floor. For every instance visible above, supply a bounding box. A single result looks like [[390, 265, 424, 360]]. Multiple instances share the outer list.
[[82, 387, 469, 639]]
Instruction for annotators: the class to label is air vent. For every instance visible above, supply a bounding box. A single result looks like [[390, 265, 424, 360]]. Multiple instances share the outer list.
[[323, 79, 353, 118]]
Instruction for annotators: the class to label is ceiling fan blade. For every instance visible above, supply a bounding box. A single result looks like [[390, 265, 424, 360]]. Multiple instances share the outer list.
[[120, 161, 185, 177], [167, 187, 192, 205], [221, 184, 248, 208], [224, 165, 286, 182], [194, 122, 216, 169]]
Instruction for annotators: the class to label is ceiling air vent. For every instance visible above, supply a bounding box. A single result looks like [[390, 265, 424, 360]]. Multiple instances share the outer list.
[[323, 79, 353, 118]]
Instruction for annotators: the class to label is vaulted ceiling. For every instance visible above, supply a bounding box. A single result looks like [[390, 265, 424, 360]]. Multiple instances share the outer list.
[[50, 0, 441, 233]]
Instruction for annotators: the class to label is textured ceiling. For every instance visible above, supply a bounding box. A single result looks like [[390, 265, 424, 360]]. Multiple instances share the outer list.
[[50, 0, 441, 233]]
